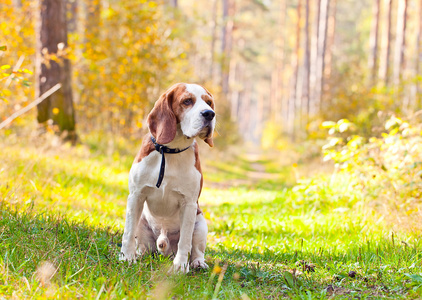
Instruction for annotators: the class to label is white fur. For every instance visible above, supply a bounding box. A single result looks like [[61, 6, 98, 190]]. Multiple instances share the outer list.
[[181, 84, 216, 139], [120, 84, 214, 274]]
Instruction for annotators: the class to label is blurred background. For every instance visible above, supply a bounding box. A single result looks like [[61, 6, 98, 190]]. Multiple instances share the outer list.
[[2, 1, 422, 297], [1, 0, 421, 147]]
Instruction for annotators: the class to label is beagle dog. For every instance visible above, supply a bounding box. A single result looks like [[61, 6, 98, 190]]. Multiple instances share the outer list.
[[119, 83, 215, 273]]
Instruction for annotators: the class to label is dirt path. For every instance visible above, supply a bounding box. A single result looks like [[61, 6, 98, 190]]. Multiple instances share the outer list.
[[207, 151, 282, 189], [243, 152, 280, 181]]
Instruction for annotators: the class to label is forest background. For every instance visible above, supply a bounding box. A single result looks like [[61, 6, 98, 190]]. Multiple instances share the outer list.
[[1, 0, 422, 298], [3, 0, 421, 144]]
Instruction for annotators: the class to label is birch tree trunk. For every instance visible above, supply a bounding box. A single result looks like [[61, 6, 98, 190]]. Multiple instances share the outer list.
[[221, 0, 235, 95], [314, 0, 330, 115], [393, 0, 408, 87], [287, 0, 302, 139], [230, 62, 243, 121], [170, 0, 178, 8], [273, 0, 287, 125], [302, 0, 311, 122], [378, 0, 393, 86], [414, 0, 422, 108], [209, 0, 218, 83], [309, 0, 321, 116], [36, 0, 77, 142], [368, 0, 380, 84], [324, 0, 336, 99]]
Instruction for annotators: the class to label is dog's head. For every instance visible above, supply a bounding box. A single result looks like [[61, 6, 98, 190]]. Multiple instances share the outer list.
[[147, 83, 216, 147]]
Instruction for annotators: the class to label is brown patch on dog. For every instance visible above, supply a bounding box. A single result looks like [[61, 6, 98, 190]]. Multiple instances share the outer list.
[[171, 86, 194, 123], [147, 83, 188, 144], [201, 94, 214, 109], [193, 142, 203, 215], [134, 133, 155, 164]]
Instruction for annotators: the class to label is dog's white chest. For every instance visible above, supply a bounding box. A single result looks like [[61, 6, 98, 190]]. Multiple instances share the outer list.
[[129, 147, 201, 219]]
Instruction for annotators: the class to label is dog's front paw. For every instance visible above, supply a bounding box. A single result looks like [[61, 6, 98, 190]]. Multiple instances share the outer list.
[[119, 245, 137, 262], [170, 255, 190, 274], [191, 259, 209, 269]]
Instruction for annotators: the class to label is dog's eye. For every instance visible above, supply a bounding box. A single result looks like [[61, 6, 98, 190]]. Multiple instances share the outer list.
[[206, 100, 212, 106], [183, 98, 193, 106]]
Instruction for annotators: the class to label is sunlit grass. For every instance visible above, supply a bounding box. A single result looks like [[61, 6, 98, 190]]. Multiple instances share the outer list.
[[1, 136, 422, 298]]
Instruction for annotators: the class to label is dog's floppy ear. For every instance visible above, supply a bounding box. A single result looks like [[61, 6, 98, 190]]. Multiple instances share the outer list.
[[204, 136, 214, 147], [147, 90, 177, 145]]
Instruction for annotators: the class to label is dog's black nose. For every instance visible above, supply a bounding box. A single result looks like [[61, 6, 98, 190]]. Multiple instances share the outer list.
[[201, 110, 215, 121]]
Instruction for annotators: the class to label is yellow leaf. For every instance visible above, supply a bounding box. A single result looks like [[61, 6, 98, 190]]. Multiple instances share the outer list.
[[213, 265, 222, 274], [2, 89, 11, 97], [52, 108, 60, 115]]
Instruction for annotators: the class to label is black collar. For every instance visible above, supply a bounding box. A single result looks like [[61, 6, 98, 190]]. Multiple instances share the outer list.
[[151, 136, 191, 188]]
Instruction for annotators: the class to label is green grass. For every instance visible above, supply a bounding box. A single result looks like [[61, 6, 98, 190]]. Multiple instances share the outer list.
[[1, 136, 422, 299]]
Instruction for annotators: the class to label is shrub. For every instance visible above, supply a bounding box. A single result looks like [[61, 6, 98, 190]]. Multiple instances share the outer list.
[[322, 116, 422, 218]]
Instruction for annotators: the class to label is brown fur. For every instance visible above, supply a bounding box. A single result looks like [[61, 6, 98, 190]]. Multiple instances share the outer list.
[[193, 142, 203, 215], [147, 84, 187, 144], [134, 133, 155, 164], [201, 94, 214, 109]]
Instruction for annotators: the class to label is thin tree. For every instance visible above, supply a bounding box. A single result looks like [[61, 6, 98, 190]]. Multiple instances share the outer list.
[[314, 0, 330, 115], [287, 0, 302, 139], [302, 0, 311, 121], [221, 0, 235, 95], [36, 0, 77, 142], [323, 0, 336, 97], [12, 0, 22, 8], [272, 0, 287, 125], [209, 0, 218, 83], [415, 0, 422, 108], [393, 0, 408, 87], [378, 0, 393, 86], [309, 0, 321, 116], [368, 0, 381, 84]]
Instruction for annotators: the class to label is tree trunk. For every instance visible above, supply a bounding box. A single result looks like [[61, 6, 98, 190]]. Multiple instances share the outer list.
[[417, 0, 422, 108], [13, 0, 22, 8], [302, 0, 311, 121], [368, 0, 380, 85], [272, 0, 286, 125], [221, 0, 235, 95], [314, 0, 330, 114], [170, 0, 178, 8], [323, 0, 336, 99], [309, 0, 321, 116], [36, 0, 77, 142], [393, 0, 408, 87], [230, 62, 243, 121], [209, 0, 218, 83], [378, 0, 393, 86], [287, 0, 302, 139]]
